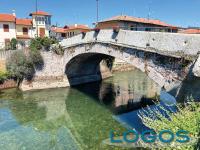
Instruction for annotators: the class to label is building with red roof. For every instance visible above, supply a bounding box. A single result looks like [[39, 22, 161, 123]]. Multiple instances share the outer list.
[[51, 24, 90, 40], [179, 28, 200, 34], [0, 10, 52, 49], [29, 10, 52, 38], [0, 13, 16, 49], [16, 19, 32, 26], [96, 15, 178, 33], [29, 11, 51, 16], [0, 14, 16, 22], [16, 19, 33, 40]]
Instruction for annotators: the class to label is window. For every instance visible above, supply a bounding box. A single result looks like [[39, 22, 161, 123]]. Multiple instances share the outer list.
[[130, 25, 135, 31], [61, 33, 66, 37], [145, 28, 151, 31], [23, 27, 28, 35], [41, 17, 45, 24], [3, 24, 9, 32], [4, 39, 10, 49], [45, 17, 51, 25]]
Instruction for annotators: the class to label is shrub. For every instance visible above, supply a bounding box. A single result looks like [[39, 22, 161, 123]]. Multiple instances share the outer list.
[[0, 71, 10, 83], [50, 43, 65, 55], [29, 37, 43, 51], [10, 38, 18, 50], [29, 37, 58, 51], [139, 101, 200, 149]]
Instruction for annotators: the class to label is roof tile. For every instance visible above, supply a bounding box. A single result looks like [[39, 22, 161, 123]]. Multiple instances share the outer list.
[[0, 14, 16, 22], [16, 19, 32, 26]]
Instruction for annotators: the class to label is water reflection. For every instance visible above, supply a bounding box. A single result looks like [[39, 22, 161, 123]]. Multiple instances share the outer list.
[[0, 70, 184, 150], [75, 70, 161, 114]]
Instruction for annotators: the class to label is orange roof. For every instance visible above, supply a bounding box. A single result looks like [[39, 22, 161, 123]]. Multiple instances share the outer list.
[[98, 15, 177, 28], [52, 25, 90, 33], [64, 24, 90, 31], [0, 14, 16, 22], [16, 19, 32, 26], [16, 35, 31, 39], [179, 29, 200, 34], [51, 27, 66, 33], [29, 11, 51, 16]]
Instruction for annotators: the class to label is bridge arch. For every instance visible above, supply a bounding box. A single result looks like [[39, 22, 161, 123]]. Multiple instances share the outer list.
[[63, 43, 187, 90], [65, 52, 114, 85]]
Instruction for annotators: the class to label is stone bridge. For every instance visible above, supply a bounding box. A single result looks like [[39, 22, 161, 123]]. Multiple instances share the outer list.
[[21, 29, 200, 91]]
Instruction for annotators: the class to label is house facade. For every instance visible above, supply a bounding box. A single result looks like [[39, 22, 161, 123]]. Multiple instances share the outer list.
[[51, 24, 90, 40], [96, 15, 178, 33], [0, 14, 16, 49], [0, 10, 51, 49], [29, 11, 51, 37], [16, 18, 33, 47]]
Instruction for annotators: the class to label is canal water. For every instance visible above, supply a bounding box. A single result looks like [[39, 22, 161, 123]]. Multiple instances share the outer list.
[[0, 69, 198, 150]]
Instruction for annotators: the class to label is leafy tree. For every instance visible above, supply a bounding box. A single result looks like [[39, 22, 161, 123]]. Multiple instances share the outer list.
[[6, 51, 34, 86], [29, 50, 44, 70]]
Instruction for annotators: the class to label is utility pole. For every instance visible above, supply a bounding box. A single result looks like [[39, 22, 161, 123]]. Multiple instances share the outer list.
[[96, 0, 99, 24], [36, 0, 38, 37]]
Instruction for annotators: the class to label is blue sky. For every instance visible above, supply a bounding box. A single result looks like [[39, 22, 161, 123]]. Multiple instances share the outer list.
[[0, 0, 200, 27]]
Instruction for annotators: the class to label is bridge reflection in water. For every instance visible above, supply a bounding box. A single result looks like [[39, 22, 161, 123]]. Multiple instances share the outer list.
[[0, 70, 199, 149]]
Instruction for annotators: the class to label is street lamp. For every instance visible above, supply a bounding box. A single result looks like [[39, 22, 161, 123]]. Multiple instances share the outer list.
[[96, 0, 99, 24], [35, 0, 38, 37]]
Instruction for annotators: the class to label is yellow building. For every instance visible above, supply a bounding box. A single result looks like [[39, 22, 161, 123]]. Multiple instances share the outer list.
[[16, 19, 33, 40]]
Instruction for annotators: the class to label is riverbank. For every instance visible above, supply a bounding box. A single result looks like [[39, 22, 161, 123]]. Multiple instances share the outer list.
[[0, 80, 16, 90]]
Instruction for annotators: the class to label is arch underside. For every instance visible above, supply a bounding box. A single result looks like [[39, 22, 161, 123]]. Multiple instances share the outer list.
[[65, 53, 113, 85], [64, 43, 190, 91]]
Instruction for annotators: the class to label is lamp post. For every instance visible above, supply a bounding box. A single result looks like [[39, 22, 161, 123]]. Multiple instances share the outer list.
[[96, 0, 99, 24], [36, 0, 38, 37]]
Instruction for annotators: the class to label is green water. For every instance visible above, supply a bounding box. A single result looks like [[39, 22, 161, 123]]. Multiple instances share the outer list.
[[0, 70, 161, 150]]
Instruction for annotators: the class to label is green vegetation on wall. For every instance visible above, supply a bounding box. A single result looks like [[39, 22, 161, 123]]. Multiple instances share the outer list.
[[29, 37, 58, 51], [0, 71, 10, 83]]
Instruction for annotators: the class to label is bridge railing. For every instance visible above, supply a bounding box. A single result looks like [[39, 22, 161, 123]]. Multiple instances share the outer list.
[[60, 29, 200, 56]]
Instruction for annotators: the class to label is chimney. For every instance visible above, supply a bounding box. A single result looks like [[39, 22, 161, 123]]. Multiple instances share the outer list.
[[12, 10, 16, 17]]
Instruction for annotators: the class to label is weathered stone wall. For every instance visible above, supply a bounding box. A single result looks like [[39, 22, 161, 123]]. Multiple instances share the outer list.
[[112, 58, 135, 72], [193, 54, 200, 77], [20, 51, 113, 91]]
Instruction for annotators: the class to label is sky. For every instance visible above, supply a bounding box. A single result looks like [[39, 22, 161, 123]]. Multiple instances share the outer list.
[[0, 0, 200, 28]]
